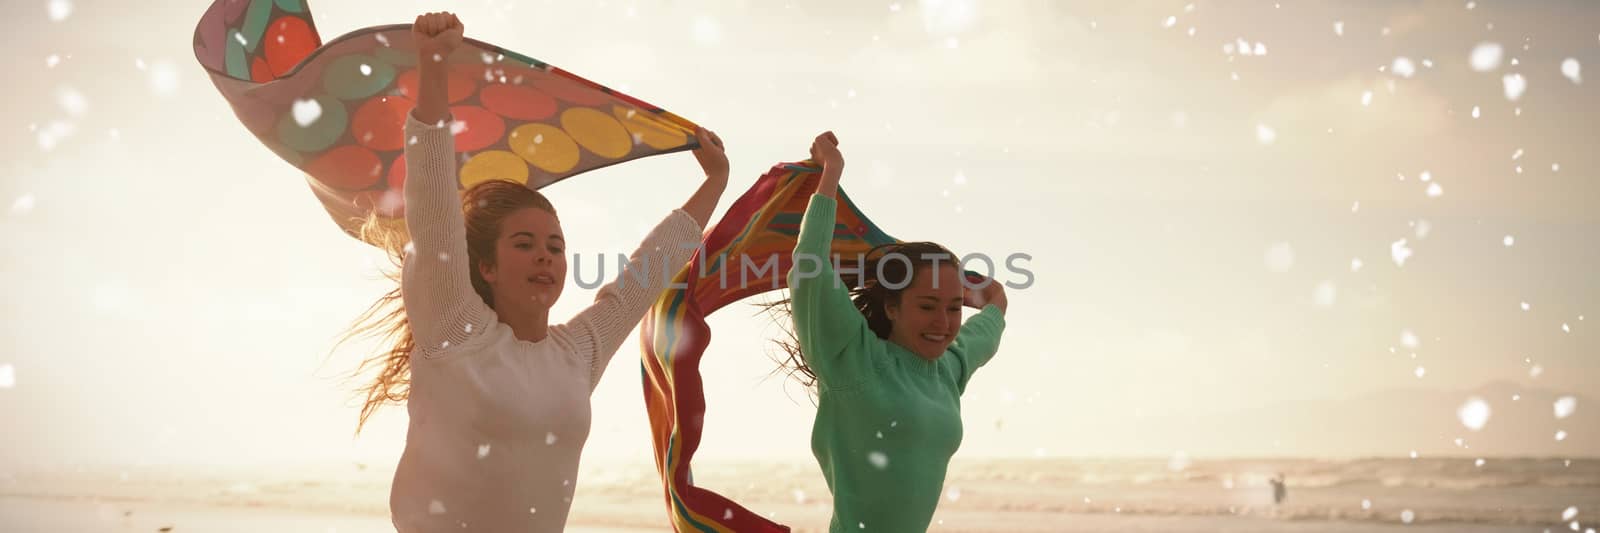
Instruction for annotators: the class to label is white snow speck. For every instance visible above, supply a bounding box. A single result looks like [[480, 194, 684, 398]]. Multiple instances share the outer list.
[[1503, 235, 1514, 246], [1414, 366, 1426, 378], [1391, 239, 1413, 267], [477, 444, 491, 459], [1401, 329, 1419, 349], [1362, 91, 1373, 106], [1555, 430, 1567, 441], [1522, 301, 1531, 311], [1392, 57, 1416, 78], [1502, 73, 1526, 101], [868, 451, 889, 469], [1401, 509, 1415, 523], [1163, 16, 1176, 28], [1562, 506, 1578, 521], [1351, 258, 1364, 272], [1531, 365, 1544, 378], [1426, 182, 1443, 197], [1554, 396, 1576, 419], [1561, 58, 1582, 84], [1471, 106, 1480, 118], [946, 487, 962, 502], [291, 99, 322, 127], [1457, 397, 1491, 431], [1361, 499, 1371, 510], [48, 0, 72, 21], [1333, 21, 1344, 36], [429, 500, 447, 514], [0, 364, 14, 388], [545, 432, 558, 445], [1256, 123, 1276, 145], [1470, 43, 1503, 72]]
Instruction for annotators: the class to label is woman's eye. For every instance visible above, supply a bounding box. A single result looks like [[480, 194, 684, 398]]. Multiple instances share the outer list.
[[920, 305, 934, 311], [548, 246, 563, 254]]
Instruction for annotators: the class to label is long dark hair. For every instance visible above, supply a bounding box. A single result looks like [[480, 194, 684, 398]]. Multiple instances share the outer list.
[[762, 241, 957, 390]]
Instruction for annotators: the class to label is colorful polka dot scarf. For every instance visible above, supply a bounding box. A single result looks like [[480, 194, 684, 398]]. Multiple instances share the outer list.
[[192, 0, 699, 243]]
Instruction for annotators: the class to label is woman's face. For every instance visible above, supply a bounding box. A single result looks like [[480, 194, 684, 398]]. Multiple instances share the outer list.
[[479, 207, 567, 310], [885, 264, 965, 360]]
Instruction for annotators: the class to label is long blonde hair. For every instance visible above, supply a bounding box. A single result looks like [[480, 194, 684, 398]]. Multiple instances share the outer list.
[[338, 180, 557, 433]]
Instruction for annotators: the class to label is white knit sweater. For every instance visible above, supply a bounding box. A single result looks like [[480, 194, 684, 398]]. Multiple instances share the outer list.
[[390, 114, 701, 532]]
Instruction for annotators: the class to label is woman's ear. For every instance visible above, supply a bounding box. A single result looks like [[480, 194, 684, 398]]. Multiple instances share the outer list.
[[478, 259, 497, 284], [884, 300, 900, 322]]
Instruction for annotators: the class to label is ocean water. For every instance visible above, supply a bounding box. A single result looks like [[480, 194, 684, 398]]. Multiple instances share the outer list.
[[1, 457, 1594, 531]]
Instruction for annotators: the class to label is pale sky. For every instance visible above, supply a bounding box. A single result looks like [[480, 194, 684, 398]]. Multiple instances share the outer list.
[[1, 0, 1596, 469]]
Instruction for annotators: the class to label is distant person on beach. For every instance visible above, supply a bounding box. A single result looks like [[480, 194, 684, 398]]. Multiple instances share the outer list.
[[1271, 473, 1287, 504]]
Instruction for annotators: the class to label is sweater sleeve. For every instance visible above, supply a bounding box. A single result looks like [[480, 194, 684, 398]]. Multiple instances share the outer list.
[[566, 208, 703, 392], [400, 112, 492, 360], [787, 194, 875, 387], [948, 303, 1007, 393]]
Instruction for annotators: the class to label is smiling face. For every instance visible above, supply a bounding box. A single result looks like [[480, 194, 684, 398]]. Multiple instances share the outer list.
[[477, 207, 567, 311], [884, 264, 966, 360]]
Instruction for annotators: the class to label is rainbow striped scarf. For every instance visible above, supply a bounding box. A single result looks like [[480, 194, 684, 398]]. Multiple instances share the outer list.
[[641, 162, 900, 532]]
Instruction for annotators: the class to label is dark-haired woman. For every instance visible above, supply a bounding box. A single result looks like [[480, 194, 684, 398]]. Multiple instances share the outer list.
[[777, 131, 1008, 532]]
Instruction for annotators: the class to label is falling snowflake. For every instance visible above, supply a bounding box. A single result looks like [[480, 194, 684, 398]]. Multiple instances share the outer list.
[[1426, 183, 1443, 197], [545, 432, 558, 445], [1561, 58, 1582, 84], [1256, 123, 1277, 145], [291, 99, 322, 127], [1504, 235, 1515, 246], [1531, 365, 1544, 378], [1470, 43, 1503, 72], [1414, 366, 1426, 378], [868, 451, 889, 469], [1457, 397, 1491, 431], [946, 487, 962, 502], [1391, 239, 1413, 267], [1392, 57, 1416, 78], [429, 500, 447, 514], [1555, 430, 1567, 441], [48, 0, 72, 21], [1401, 509, 1415, 523], [1362, 91, 1373, 106], [1564, 506, 1579, 521], [1351, 258, 1364, 272], [1362, 499, 1372, 510], [1522, 302, 1531, 311], [1475, 458, 1485, 467], [1163, 16, 1176, 28], [1333, 21, 1344, 36], [1502, 73, 1527, 101], [1401, 329, 1420, 348], [1554, 396, 1576, 419], [1471, 106, 1480, 118], [477, 444, 491, 459], [0, 364, 14, 389]]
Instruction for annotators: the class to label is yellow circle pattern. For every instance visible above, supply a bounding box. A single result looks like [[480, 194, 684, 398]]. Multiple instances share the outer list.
[[562, 107, 632, 159], [509, 123, 580, 174], [459, 150, 530, 188], [612, 105, 688, 150]]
